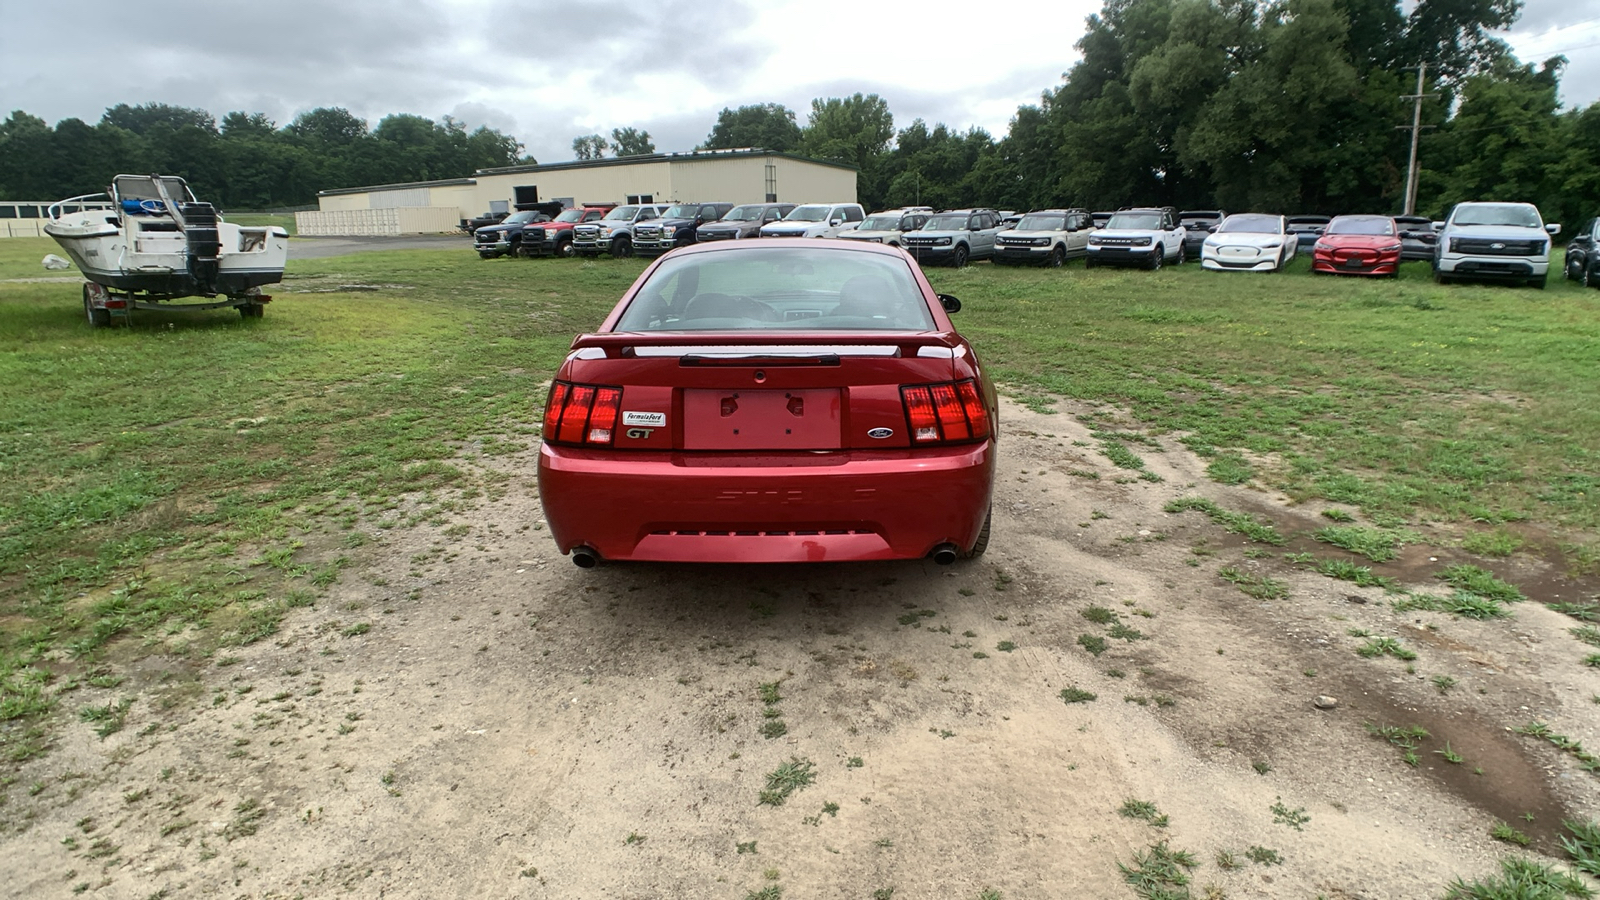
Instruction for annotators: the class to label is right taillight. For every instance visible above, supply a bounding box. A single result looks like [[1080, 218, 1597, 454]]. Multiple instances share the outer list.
[[901, 379, 990, 444], [542, 380, 622, 446]]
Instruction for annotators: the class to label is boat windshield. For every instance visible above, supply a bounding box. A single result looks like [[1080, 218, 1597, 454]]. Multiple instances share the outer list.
[[113, 175, 194, 207]]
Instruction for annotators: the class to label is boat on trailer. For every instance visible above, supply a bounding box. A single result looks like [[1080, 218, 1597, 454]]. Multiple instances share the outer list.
[[44, 174, 289, 326]]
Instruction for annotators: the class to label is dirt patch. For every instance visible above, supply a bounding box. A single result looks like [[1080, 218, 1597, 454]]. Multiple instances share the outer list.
[[3, 398, 1597, 899]]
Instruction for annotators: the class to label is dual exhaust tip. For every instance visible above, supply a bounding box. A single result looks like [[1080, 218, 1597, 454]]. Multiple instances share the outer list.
[[569, 543, 962, 568]]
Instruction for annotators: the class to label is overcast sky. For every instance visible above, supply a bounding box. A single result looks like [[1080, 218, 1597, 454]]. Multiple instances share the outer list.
[[2, 0, 1596, 166]]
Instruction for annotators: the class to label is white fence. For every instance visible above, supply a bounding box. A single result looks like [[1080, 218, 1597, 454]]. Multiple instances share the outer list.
[[1, 220, 48, 238], [294, 206, 463, 236]]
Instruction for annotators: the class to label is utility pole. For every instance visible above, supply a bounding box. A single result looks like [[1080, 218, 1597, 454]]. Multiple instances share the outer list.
[[1397, 62, 1440, 216]]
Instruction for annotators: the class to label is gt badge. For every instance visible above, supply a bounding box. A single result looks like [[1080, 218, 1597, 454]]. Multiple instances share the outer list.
[[867, 427, 894, 439], [625, 428, 652, 440]]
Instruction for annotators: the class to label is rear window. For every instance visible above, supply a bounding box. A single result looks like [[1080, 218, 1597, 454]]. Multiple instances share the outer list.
[[612, 247, 937, 332]]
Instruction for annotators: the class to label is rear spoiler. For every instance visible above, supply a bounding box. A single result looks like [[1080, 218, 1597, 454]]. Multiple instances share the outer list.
[[569, 331, 964, 360]]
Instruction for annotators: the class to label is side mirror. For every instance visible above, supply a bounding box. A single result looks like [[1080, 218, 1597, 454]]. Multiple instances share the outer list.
[[1546, 223, 1561, 235], [830, 217, 843, 226], [1431, 221, 1445, 232], [938, 293, 961, 314]]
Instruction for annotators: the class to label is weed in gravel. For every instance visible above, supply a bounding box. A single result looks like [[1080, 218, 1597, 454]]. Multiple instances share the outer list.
[[1082, 606, 1118, 625], [1119, 841, 1197, 898], [1216, 849, 1239, 870], [1551, 602, 1599, 622], [1313, 558, 1397, 589], [1078, 634, 1108, 656], [1571, 626, 1600, 648], [744, 887, 781, 900], [1218, 567, 1287, 600], [1244, 846, 1281, 866], [1313, 525, 1408, 562], [1059, 687, 1097, 704], [1357, 637, 1418, 661], [1366, 722, 1430, 767], [758, 758, 815, 806], [1514, 723, 1600, 776], [1437, 565, 1525, 604], [1432, 675, 1458, 693], [1586, 655, 1600, 668], [224, 798, 266, 840], [760, 720, 788, 740], [1461, 529, 1524, 558], [1443, 857, 1592, 899], [1393, 590, 1508, 620], [78, 698, 132, 738], [1164, 497, 1286, 545], [1206, 453, 1253, 485], [1436, 743, 1465, 764], [1321, 509, 1355, 523], [1270, 798, 1310, 831], [1108, 623, 1145, 641], [996, 641, 1017, 652], [846, 757, 863, 768], [1253, 760, 1272, 775], [1563, 819, 1600, 876], [758, 682, 782, 704], [1490, 821, 1532, 846], [1120, 799, 1169, 827]]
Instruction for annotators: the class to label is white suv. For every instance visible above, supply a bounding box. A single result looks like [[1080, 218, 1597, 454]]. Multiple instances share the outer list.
[[839, 207, 933, 247], [1433, 202, 1560, 289], [1085, 208, 1186, 269], [759, 203, 866, 239]]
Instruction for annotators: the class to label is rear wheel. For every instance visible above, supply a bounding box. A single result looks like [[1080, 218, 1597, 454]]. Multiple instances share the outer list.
[[1047, 245, 1066, 268], [952, 244, 969, 268], [83, 284, 109, 328], [966, 510, 991, 558]]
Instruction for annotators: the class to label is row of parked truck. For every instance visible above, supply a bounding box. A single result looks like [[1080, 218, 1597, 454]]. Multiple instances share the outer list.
[[470, 198, 1572, 288]]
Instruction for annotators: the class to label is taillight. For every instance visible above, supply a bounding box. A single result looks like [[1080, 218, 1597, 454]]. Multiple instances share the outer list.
[[901, 379, 991, 444], [542, 380, 622, 446]]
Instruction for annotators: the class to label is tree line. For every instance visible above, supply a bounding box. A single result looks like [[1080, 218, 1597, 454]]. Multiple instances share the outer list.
[[2, 0, 1595, 224], [0, 104, 524, 210]]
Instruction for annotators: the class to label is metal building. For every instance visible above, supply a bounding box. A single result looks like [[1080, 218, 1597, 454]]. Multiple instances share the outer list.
[[299, 149, 857, 236]]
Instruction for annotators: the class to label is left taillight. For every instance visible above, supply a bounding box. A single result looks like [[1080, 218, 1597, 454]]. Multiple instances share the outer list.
[[542, 380, 622, 446], [901, 379, 990, 445]]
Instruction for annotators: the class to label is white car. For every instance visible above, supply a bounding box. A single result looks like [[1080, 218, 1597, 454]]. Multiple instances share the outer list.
[[1201, 213, 1297, 272], [838, 207, 933, 247], [1085, 208, 1185, 269], [759, 202, 866, 239]]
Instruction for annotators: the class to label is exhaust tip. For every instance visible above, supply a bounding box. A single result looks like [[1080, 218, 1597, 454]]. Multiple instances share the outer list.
[[571, 547, 600, 568], [931, 544, 959, 566]]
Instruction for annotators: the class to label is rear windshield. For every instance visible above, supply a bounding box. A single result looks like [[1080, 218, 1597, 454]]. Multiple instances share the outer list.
[[612, 247, 937, 332], [1327, 217, 1394, 236], [1217, 215, 1282, 234], [1451, 204, 1542, 228]]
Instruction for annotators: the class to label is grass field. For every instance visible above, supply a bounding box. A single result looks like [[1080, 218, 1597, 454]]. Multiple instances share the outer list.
[[1, 235, 1596, 757]]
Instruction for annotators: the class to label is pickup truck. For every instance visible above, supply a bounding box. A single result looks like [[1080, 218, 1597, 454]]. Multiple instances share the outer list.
[[473, 209, 552, 258], [570, 204, 667, 258], [902, 209, 1005, 267], [519, 207, 610, 258], [1433, 201, 1559, 289], [631, 202, 735, 256], [693, 203, 796, 241]]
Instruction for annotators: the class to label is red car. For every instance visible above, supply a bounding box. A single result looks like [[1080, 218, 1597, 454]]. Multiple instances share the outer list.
[[1312, 215, 1403, 276], [536, 238, 998, 566]]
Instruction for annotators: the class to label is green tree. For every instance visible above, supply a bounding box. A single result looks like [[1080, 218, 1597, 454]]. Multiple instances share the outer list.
[[700, 103, 803, 151], [101, 102, 217, 136], [572, 134, 609, 160], [610, 127, 655, 156], [801, 93, 893, 171]]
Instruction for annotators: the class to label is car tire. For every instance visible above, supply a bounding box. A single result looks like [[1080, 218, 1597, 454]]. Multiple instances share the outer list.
[[1433, 269, 1451, 285], [83, 284, 109, 328], [1583, 265, 1595, 289], [1085, 257, 1098, 269], [952, 244, 969, 268], [1530, 274, 1547, 290], [1048, 245, 1066, 268], [1146, 249, 1162, 271], [478, 252, 496, 260], [966, 509, 991, 559], [1174, 244, 1185, 265], [611, 236, 633, 258], [557, 239, 575, 258]]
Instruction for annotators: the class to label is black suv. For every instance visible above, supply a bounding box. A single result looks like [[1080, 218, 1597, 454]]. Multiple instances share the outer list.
[[632, 202, 735, 256], [693, 203, 796, 242], [1178, 210, 1226, 258], [1564, 215, 1600, 288]]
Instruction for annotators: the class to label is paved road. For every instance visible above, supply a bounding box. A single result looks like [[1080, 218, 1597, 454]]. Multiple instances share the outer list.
[[287, 235, 469, 260]]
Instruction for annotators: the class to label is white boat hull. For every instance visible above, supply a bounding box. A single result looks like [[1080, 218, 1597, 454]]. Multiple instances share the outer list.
[[46, 211, 288, 300]]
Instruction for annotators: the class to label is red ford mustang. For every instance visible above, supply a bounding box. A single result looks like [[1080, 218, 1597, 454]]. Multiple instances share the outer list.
[[537, 238, 998, 566], [1312, 215, 1403, 276]]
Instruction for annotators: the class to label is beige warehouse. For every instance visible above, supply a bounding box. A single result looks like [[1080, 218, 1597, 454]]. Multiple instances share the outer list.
[[299, 149, 857, 236]]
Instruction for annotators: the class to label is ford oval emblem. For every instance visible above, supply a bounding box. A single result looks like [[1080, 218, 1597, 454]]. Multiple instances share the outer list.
[[867, 427, 894, 439], [1490, 242, 1505, 250]]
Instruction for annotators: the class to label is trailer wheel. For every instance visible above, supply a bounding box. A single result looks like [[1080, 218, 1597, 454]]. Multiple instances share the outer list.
[[83, 283, 110, 328]]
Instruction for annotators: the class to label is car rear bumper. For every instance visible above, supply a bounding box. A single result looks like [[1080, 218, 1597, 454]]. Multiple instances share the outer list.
[[537, 441, 996, 563]]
